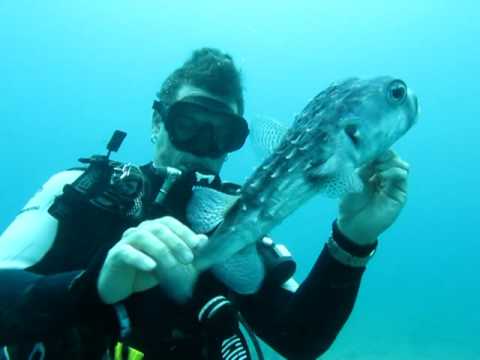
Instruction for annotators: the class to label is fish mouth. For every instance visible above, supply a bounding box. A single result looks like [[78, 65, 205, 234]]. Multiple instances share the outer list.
[[344, 124, 361, 146], [406, 90, 419, 129], [413, 94, 419, 115], [411, 93, 420, 124]]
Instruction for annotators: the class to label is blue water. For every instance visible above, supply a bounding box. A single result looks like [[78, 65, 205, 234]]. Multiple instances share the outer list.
[[1, 1, 479, 358]]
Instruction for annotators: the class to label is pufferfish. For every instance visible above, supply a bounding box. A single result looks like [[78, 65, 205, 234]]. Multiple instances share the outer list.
[[189, 76, 419, 295]]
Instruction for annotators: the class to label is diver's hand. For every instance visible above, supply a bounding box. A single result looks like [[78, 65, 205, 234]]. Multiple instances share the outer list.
[[97, 216, 207, 304], [337, 150, 410, 245]]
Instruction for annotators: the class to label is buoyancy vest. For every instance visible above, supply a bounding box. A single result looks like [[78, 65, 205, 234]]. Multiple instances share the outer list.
[[6, 131, 295, 359]]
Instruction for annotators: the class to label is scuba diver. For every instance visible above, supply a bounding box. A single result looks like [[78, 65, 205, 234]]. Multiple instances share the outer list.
[[0, 48, 410, 359]]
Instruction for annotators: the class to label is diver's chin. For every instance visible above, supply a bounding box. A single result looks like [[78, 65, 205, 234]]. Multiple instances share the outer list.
[[176, 156, 221, 176], [181, 149, 228, 174]]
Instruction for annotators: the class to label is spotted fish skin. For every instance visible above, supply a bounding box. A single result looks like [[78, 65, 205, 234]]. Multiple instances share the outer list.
[[194, 76, 419, 293]]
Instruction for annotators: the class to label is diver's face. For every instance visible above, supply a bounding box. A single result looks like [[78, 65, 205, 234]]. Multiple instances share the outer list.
[[152, 85, 239, 175]]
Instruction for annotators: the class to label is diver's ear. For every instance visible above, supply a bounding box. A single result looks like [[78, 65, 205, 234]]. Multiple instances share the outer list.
[[151, 100, 166, 126], [152, 110, 162, 127], [151, 104, 165, 136], [151, 119, 164, 144]]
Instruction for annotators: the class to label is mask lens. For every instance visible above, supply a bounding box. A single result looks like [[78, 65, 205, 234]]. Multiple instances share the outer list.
[[165, 100, 249, 157], [165, 103, 203, 143]]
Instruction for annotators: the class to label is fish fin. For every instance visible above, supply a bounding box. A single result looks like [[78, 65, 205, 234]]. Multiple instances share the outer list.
[[249, 115, 289, 158], [320, 168, 364, 198], [187, 186, 240, 233], [314, 156, 340, 176], [212, 244, 265, 294]]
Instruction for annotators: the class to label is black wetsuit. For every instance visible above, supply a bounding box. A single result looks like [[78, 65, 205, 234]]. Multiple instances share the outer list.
[[0, 163, 371, 359]]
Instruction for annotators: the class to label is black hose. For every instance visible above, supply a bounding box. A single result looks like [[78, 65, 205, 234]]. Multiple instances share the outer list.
[[238, 312, 265, 360]]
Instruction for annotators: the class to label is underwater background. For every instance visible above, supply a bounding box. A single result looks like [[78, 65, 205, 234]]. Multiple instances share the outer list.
[[1, 1, 478, 358]]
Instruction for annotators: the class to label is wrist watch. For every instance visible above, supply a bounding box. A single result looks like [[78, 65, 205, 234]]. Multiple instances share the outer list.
[[326, 236, 376, 267]]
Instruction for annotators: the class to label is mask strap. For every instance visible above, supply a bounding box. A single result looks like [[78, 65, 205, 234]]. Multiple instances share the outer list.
[[152, 100, 168, 119]]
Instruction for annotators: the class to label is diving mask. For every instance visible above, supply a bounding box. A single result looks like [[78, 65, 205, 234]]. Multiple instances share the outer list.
[[152, 96, 249, 158]]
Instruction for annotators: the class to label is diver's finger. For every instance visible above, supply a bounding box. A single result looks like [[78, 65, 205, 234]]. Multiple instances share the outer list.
[[125, 228, 178, 269], [157, 216, 205, 249], [148, 224, 194, 264], [378, 166, 409, 181], [357, 161, 377, 182], [138, 217, 200, 249], [374, 157, 410, 174], [376, 167, 409, 192], [380, 184, 408, 204], [358, 151, 404, 182], [374, 149, 396, 164], [111, 243, 157, 272]]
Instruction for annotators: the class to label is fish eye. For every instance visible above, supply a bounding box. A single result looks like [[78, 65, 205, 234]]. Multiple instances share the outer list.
[[387, 80, 407, 104]]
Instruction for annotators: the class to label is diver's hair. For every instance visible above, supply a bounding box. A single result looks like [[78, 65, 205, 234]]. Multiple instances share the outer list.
[[156, 47, 244, 115]]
